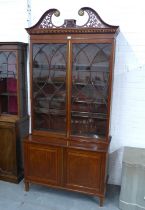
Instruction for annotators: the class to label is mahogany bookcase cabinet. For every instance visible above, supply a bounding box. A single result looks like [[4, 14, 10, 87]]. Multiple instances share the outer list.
[[0, 42, 29, 183], [24, 7, 119, 206]]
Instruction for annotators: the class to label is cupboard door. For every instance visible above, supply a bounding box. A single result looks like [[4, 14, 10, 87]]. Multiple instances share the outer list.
[[64, 148, 106, 194], [0, 122, 17, 178], [32, 43, 67, 134], [0, 51, 18, 115], [24, 143, 62, 186], [71, 43, 112, 138]]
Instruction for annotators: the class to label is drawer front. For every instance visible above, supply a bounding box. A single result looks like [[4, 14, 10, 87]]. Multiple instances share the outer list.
[[64, 148, 106, 194], [24, 143, 62, 186]]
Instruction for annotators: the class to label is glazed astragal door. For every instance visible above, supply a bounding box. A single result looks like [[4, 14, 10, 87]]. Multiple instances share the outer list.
[[0, 51, 18, 115], [32, 43, 67, 133], [71, 43, 112, 138]]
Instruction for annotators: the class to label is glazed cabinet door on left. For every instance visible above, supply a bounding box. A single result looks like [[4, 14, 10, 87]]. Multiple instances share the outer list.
[[32, 43, 67, 135]]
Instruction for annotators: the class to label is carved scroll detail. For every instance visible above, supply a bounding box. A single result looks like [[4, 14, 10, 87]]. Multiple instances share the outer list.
[[39, 9, 60, 29], [78, 7, 109, 28]]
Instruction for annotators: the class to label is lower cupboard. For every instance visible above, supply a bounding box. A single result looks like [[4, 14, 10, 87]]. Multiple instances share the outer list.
[[0, 117, 29, 183], [23, 138, 108, 206]]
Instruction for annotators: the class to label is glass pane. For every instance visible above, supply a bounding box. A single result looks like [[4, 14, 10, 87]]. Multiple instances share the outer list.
[[0, 51, 18, 115], [71, 43, 112, 138], [33, 44, 67, 133]]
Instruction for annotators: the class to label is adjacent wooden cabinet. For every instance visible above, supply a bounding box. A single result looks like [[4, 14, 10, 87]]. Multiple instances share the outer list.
[[24, 8, 119, 206], [0, 42, 29, 183]]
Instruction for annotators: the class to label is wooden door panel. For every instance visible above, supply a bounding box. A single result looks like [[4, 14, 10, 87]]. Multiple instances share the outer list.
[[25, 144, 62, 186], [0, 123, 16, 176], [64, 148, 105, 194]]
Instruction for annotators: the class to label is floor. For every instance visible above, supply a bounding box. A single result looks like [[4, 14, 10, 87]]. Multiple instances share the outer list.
[[0, 180, 120, 210]]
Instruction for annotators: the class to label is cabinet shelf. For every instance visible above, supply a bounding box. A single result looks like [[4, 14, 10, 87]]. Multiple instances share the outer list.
[[34, 80, 108, 86], [0, 72, 16, 78], [34, 107, 106, 119], [72, 99, 106, 104], [33, 64, 109, 71], [0, 92, 17, 96], [73, 82, 107, 86], [35, 96, 105, 103], [34, 107, 66, 115], [72, 111, 107, 119], [33, 67, 65, 72], [34, 95, 66, 102], [33, 79, 107, 87], [34, 80, 65, 85]]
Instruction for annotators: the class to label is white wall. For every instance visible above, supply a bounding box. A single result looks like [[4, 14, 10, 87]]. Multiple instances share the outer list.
[[0, 0, 145, 185], [0, 0, 28, 42]]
